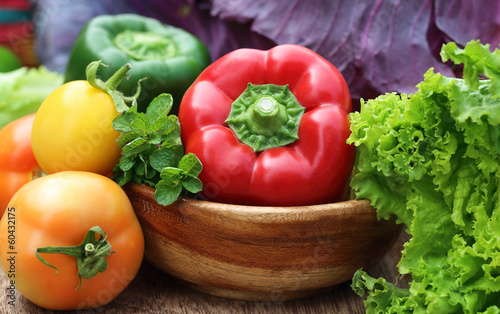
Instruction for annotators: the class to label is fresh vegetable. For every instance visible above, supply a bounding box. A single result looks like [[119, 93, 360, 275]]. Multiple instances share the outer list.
[[0, 171, 144, 310], [0, 113, 39, 216], [111, 93, 203, 206], [0, 66, 62, 129], [34, 0, 500, 104], [179, 44, 354, 206], [0, 45, 22, 72], [31, 61, 141, 176], [349, 40, 500, 313], [63, 13, 211, 112]]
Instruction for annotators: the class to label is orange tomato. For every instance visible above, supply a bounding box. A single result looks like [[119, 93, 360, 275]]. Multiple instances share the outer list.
[[0, 113, 38, 216], [0, 171, 144, 310]]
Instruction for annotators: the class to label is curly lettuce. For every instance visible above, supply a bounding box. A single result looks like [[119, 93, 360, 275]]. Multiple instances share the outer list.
[[349, 40, 500, 313]]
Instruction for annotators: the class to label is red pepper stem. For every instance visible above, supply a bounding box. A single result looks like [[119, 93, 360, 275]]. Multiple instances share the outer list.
[[248, 96, 287, 137], [225, 83, 305, 152]]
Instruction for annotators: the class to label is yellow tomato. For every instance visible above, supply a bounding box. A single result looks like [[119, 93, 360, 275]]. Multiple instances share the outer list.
[[31, 80, 121, 175], [0, 171, 144, 310]]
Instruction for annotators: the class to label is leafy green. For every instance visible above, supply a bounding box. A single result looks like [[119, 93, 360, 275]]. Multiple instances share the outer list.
[[348, 40, 500, 313], [155, 153, 203, 206], [0, 66, 63, 129], [111, 93, 203, 205]]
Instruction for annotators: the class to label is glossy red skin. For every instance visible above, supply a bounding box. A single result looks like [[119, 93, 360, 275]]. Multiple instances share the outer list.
[[179, 44, 355, 206], [0, 114, 38, 215]]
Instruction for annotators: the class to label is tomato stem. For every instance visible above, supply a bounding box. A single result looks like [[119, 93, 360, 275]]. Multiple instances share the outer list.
[[36, 226, 115, 290], [104, 62, 132, 91], [84, 243, 96, 256], [85, 60, 146, 113]]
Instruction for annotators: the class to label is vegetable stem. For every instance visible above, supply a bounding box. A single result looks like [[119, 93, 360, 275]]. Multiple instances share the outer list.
[[36, 226, 115, 290]]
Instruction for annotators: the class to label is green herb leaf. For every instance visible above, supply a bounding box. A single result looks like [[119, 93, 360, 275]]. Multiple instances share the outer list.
[[146, 133, 162, 145], [150, 145, 184, 172], [159, 167, 182, 186], [118, 155, 136, 172], [146, 93, 173, 121], [112, 112, 135, 133], [129, 113, 149, 136], [111, 93, 203, 206], [154, 181, 183, 206], [122, 138, 150, 157], [179, 153, 203, 177], [160, 116, 182, 144], [181, 175, 203, 194]]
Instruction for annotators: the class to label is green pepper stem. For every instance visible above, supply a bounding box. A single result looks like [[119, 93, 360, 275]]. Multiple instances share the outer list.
[[113, 30, 177, 61], [36, 226, 115, 290]]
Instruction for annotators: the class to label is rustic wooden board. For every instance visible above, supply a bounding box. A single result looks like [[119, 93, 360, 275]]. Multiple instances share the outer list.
[[0, 233, 407, 314]]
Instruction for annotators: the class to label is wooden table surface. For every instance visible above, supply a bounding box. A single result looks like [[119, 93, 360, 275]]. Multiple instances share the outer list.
[[0, 235, 406, 314]]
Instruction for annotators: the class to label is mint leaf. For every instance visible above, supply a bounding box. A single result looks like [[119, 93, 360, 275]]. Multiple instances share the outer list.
[[129, 113, 149, 136], [150, 115, 170, 134], [146, 93, 172, 121], [181, 175, 203, 194], [155, 166, 203, 206], [154, 181, 183, 206], [112, 112, 135, 132], [153, 156, 203, 205], [122, 138, 150, 156], [159, 167, 182, 186], [179, 153, 203, 177], [111, 93, 203, 206], [159, 116, 181, 142], [112, 164, 133, 186], [118, 155, 135, 172], [116, 131, 139, 147], [150, 145, 183, 172], [146, 133, 162, 145]]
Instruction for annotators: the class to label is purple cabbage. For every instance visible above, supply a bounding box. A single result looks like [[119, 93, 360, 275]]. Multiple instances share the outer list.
[[33, 0, 500, 104]]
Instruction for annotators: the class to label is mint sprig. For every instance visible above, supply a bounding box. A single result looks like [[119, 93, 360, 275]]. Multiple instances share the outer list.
[[155, 153, 203, 206], [111, 93, 203, 205]]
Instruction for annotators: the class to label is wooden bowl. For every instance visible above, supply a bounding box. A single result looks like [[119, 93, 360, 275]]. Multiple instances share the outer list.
[[124, 183, 402, 301]]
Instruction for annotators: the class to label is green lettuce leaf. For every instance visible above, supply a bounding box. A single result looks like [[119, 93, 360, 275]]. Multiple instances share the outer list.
[[0, 66, 63, 129], [349, 40, 500, 313]]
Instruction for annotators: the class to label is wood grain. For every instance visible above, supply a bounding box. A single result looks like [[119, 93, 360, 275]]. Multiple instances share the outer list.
[[124, 184, 402, 301]]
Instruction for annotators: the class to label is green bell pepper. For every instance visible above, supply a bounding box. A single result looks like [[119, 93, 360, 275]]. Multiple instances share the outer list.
[[63, 14, 211, 113], [0, 45, 22, 72]]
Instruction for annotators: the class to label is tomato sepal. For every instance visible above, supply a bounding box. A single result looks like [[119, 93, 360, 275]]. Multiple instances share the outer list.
[[35, 225, 116, 290], [86, 60, 145, 113]]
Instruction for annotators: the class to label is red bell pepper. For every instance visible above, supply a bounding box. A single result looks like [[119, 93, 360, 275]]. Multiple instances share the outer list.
[[179, 44, 355, 206], [0, 113, 39, 215]]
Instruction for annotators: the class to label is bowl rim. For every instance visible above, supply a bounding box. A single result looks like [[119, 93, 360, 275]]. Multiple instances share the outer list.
[[125, 183, 375, 223]]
